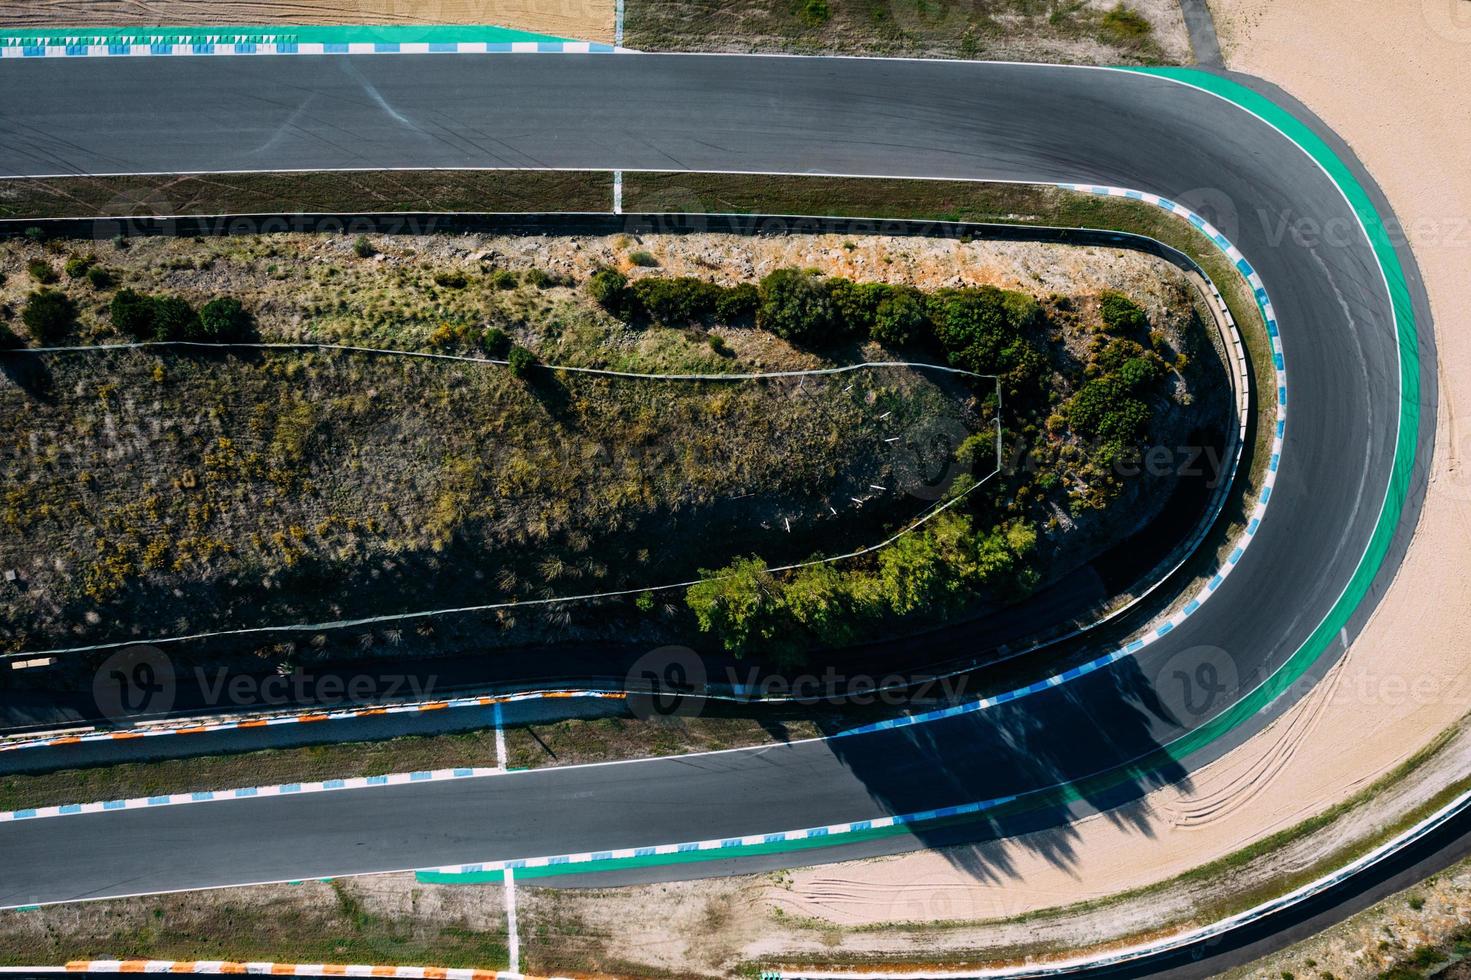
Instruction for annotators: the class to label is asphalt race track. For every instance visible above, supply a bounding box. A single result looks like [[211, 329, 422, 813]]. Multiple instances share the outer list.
[[0, 54, 1437, 907]]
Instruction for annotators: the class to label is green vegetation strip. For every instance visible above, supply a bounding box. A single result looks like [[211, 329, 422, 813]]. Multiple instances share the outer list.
[[430, 72, 1420, 879]]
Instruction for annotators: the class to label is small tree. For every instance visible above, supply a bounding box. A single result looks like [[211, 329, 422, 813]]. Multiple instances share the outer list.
[[871, 286, 929, 347], [21, 289, 76, 344], [481, 327, 512, 358], [757, 268, 838, 345], [64, 255, 95, 280], [110, 288, 157, 339], [152, 296, 201, 341], [714, 283, 759, 323], [353, 236, 376, 259], [507, 344, 537, 379], [685, 556, 782, 656], [199, 297, 254, 341], [1099, 290, 1149, 333], [586, 267, 633, 320]]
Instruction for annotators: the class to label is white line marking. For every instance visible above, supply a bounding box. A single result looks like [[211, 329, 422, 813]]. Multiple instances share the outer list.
[[493, 702, 508, 770], [612, 168, 623, 214], [504, 866, 520, 975]]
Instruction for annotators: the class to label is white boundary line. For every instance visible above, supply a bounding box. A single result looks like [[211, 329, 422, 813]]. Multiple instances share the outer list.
[[0, 765, 502, 823], [493, 702, 508, 770], [504, 867, 520, 975]]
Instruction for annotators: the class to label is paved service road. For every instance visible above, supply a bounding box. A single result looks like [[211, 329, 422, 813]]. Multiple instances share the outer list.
[[0, 55, 1434, 906]]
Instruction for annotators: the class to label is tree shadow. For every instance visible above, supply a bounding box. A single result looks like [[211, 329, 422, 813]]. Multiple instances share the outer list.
[[0, 352, 57, 403], [813, 649, 1202, 882]]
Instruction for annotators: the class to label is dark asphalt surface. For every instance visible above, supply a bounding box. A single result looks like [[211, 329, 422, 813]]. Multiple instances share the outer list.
[[0, 55, 1436, 910]]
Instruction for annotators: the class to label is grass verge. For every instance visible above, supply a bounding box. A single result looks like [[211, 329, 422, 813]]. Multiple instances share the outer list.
[[0, 878, 511, 969], [0, 170, 612, 219]]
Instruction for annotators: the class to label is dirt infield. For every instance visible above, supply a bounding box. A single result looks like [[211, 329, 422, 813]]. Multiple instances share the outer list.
[[0, 0, 614, 42]]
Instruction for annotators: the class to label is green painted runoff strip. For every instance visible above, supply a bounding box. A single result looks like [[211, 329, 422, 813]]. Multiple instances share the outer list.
[[0, 24, 580, 45], [424, 67, 1421, 883]]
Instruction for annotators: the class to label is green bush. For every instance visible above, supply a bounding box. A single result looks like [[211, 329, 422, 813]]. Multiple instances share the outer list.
[[928, 285, 1045, 383], [871, 286, 930, 347], [757, 269, 839, 345], [685, 556, 783, 656], [1099, 290, 1149, 333], [1100, 3, 1152, 44], [628, 250, 658, 268], [630, 276, 721, 326], [793, 0, 830, 26], [822, 278, 890, 335], [199, 297, 254, 341], [524, 268, 561, 289], [1067, 376, 1151, 446], [352, 236, 376, 259], [433, 270, 468, 289], [491, 269, 518, 291], [26, 259, 57, 284], [714, 282, 759, 323], [783, 562, 880, 647], [587, 267, 633, 320], [64, 254, 95, 280], [507, 344, 537, 379], [21, 289, 76, 343], [152, 296, 201, 341], [110, 288, 157, 339], [481, 327, 512, 358], [1118, 355, 1162, 389], [85, 266, 115, 290]]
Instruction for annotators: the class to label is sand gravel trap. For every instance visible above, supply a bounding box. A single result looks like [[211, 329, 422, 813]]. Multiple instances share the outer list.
[[0, 0, 614, 42], [771, 0, 1471, 936]]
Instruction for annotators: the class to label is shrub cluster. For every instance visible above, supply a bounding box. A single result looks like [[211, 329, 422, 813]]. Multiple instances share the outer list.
[[590, 267, 1047, 387], [1060, 295, 1167, 469], [686, 511, 1037, 661], [111, 290, 255, 342], [21, 289, 77, 343], [672, 277, 1177, 660], [26, 259, 57, 285]]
